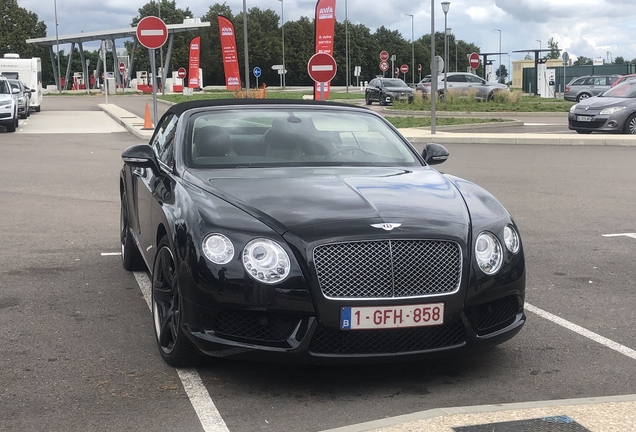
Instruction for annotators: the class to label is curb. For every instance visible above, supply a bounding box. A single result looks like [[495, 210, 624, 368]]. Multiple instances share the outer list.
[[385, 108, 569, 118], [98, 103, 153, 140], [319, 394, 636, 432]]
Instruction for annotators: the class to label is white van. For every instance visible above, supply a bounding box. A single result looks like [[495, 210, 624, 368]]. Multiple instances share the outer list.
[[0, 54, 43, 112]]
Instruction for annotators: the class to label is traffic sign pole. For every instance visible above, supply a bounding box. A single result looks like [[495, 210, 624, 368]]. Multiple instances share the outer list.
[[136, 16, 168, 128]]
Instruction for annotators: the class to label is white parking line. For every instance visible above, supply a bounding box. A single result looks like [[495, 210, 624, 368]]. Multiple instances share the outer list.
[[133, 272, 230, 432], [602, 233, 636, 239], [101, 252, 122, 256], [526, 302, 636, 361]]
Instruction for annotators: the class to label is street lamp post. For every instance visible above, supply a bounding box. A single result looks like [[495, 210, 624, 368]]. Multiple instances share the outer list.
[[54, 0, 61, 93], [278, 0, 285, 88], [455, 39, 458, 72], [536, 39, 541, 50], [430, 0, 436, 134], [494, 28, 502, 83], [243, 0, 249, 96], [406, 14, 414, 85], [345, 0, 349, 92], [441, 2, 450, 98]]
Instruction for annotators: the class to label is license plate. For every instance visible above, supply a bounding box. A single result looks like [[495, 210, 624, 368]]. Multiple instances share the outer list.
[[341, 303, 444, 330], [577, 115, 593, 122]]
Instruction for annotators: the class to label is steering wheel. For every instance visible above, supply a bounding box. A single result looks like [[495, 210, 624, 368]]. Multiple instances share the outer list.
[[325, 146, 369, 160]]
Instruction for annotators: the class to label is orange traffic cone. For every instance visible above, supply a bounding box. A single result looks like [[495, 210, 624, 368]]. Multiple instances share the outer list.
[[141, 103, 153, 130]]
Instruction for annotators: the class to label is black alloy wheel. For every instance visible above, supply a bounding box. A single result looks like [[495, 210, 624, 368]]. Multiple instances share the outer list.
[[624, 114, 636, 134], [120, 191, 144, 271], [365, 93, 372, 105], [152, 238, 198, 366]]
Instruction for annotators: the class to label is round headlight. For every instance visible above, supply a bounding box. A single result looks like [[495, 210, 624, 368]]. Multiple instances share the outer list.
[[242, 238, 290, 284], [202, 233, 234, 265], [475, 232, 503, 275], [503, 225, 520, 254]]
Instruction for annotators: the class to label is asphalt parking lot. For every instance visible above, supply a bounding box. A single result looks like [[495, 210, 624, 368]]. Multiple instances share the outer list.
[[1, 96, 635, 432]]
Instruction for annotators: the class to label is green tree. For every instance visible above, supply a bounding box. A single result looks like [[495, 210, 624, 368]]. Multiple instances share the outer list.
[[614, 56, 625, 65], [574, 55, 592, 66], [495, 64, 508, 83], [200, 3, 234, 86], [545, 37, 560, 60], [0, 0, 52, 83]]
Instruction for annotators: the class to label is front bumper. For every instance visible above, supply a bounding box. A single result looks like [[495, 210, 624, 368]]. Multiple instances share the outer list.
[[568, 112, 624, 133], [182, 285, 525, 363]]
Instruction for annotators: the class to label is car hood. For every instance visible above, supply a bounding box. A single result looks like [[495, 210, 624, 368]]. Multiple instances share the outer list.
[[185, 167, 469, 234], [0, 93, 13, 101], [383, 87, 414, 93], [574, 96, 634, 111]]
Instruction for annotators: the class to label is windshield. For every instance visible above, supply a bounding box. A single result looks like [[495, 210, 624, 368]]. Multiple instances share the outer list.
[[0, 80, 10, 94], [185, 108, 420, 169], [602, 82, 636, 98], [382, 79, 409, 88]]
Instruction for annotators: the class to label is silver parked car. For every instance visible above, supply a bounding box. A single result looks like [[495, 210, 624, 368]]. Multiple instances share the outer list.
[[568, 81, 636, 134], [0, 76, 19, 132], [420, 72, 509, 101], [564, 75, 620, 102], [7, 79, 30, 119]]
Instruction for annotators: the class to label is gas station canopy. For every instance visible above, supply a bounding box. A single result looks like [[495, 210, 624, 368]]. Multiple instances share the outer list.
[[26, 19, 210, 92]]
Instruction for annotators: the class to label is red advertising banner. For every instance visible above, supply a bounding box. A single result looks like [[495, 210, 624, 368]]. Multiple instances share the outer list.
[[217, 16, 241, 91], [188, 36, 201, 89], [314, 0, 336, 100]]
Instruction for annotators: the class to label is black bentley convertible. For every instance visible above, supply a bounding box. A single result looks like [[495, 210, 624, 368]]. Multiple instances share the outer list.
[[120, 99, 525, 366]]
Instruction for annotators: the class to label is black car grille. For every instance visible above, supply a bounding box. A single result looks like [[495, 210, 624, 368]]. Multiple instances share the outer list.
[[570, 119, 605, 129], [466, 295, 521, 333], [309, 321, 466, 355], [313, 240, 462, 299], [212, 310, 301, 342]]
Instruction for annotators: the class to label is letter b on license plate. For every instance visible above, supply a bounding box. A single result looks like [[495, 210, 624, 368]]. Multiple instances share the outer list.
[[341, 303, 444, 330]]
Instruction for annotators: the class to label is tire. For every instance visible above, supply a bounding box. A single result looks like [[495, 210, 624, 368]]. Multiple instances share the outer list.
[[379, 95, 386, 106], [365, 93, 372, 105], [152, 237, 199, 367], [576, 93, 591, 102], [576, 130, 593, 134], [120, 191, 145, 271], [6, 114, 17, 133], [622, 113, 636, 134], [35, 106, 40, 112], [438, 91, 445, 103], [20, 111, 27, 120]]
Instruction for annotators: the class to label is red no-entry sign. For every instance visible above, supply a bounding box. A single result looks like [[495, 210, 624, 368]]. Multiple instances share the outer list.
[[136, 16, 168, 50], [380, 51, 389, 61], [469, 52, 480, 69], [307, 53, 337, 83], [119, 62, 125, 73], [400, 64, 409, 74], [177, 67, 187, 79], [418, 64, 422, 73]]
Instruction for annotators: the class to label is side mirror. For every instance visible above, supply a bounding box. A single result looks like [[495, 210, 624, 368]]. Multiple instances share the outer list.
[[422, 143, 449, 165], [121, 144, 159, 173], [12, 88, 20, 94], [597, 91, 604, 97], [30, 89, 36, 93]]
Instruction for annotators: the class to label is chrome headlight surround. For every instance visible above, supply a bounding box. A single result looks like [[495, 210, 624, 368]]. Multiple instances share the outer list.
[[475, 231, 503, 275], [503, 225, 520, 254], [242, 238, 291, 284], [599, 106, 626, 115], [202, 233, 234, 265]]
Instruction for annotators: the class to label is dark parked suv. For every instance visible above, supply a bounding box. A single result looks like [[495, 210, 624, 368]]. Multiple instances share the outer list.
[[564, 75, 620, 102], [365, 78, 415, 105]]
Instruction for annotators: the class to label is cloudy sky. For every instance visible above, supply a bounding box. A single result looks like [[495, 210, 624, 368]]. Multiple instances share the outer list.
[[17, 0, 636, 69]]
